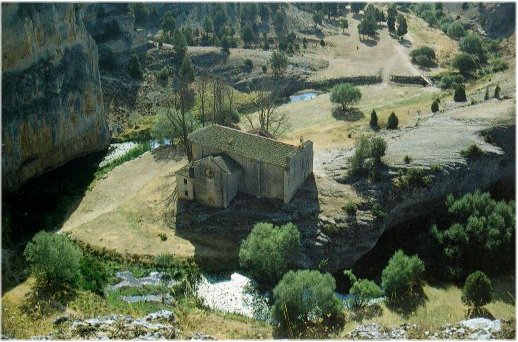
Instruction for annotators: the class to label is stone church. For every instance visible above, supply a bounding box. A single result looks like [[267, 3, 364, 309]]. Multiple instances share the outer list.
[[176, 125, 313, 208]]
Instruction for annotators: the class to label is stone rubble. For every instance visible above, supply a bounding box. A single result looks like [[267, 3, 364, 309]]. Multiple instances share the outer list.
[[31, 310, 179, 340], [106, 271, 178, 291]]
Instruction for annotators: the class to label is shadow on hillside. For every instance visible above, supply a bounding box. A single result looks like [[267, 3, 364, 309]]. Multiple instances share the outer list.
[[2, 151, 106, 293], [332, 107, 365, 121], [386, 286, 428, 319], [174, 176, 320, 273]]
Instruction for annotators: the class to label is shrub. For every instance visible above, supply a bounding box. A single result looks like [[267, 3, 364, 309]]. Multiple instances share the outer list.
[[350, 279, 383, 308], [79, 255, 109, 295], [459, 35, 484, 60], [243, 58, 253, 72], [431, 99, 439, 113], [381, 250, 425, 300], [447, 21, 466, 39], [431, 191, 515, 278], [393, 168, 433, 191], [453, 52, 479, 75], [343, 200, 357, 216], [387, 112, 398, 129], [454, 84, 467, 102], [156, 67, 169, 84], [330, 83, 362, 112], [128, 52, 143, 79], [271, 270, 345, 337], [370, 109, 378, 128], [404, 155, 412, 164], [270, 50, 289, 77], [158, 233, 167, 241], [348, 135, 387, 179], [490, 58, 508, 72], [154, 253, 175, 268], [262, 65, 267, 74], [410, 46, 436, 67], [440, 73, 464, 89], [461, 144, 482, 158], [239, 222, 300, 284], [462, 271, 493, 308], [24, 231, 83, 289], [484, 87, 489, 100]]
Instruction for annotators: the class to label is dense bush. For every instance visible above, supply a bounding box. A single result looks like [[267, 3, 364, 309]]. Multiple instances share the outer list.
[[431, 99, 439, 113], [350, 279, 383, 308], [270, 50, 289, 77], [387, 112, 398, 129], [348, 135, 386, 179], [490, 58, 509, 72], [128, 52, 143, 79], [453, 52, 479, 75], [462, 271, 493, 308], [24, 232, 83, 289], [381, 250, 425, 301], [393, 168, 432, 191], [330, 83, 362, 112], [461, 144, 483, 158], [454, 84, 467, 102], [410, 46, 436, 67], [271, 270, 345, 337], [431, 191, 515, 279], [459, 35, 484, 61], [239, 222, 300, 284], [439, 73, 464, 89], [79, 255, 109, 295], [447, 21, 466, 39], [343, 200, 358, 216], [494, 84, 501, 98]]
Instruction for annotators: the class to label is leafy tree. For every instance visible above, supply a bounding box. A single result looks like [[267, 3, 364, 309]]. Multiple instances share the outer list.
[[453, 52, 479, 75], [340, 18, 349, 33], [240, 3, 258, 26], [484, 86, 489, 100], [128, 51, 143, 79], [494, 83, 501, 99], [259, 4, 271, 25], [178, 55, 195, 86], [313, 11, 324, 26], [351, 2, 366, 14], [459, 34, 484, 61], [212, 9, 228, 35], [358, 15, 377, 38], [370, 109, 378, 128], [440, 73, 464, 89], [172, 29, 188, 61], [320, 39, 325, 47], [462, 271, 493, 308], [447, 21, 466, 39], [239, 222, 300, 284], [271, 270, 345, 337], [453, 84, 467, 102], [162, 11, 176, 35], [270, 50, 289, 77], [431, 191, 515, 278], [130, 3, 148, 26], [274, 8, 288, 34], [24, 231, 83, 289], [431, 99, 439, 113], [203, 17, 214, 35], [182, 26, 194, 45], [381, 250, 425, 300], [330, 83, 362, 111], [350, 279, 383, 309], [396, 14, 408, 39], [387, 4, 398, 18], [387, 112, 398, 129], [349, 135, 386, 179], [241, 25, 255, 47], [387, 14, 396, 33], [422, 10, 438, 27], [221, 35, 230, 54]]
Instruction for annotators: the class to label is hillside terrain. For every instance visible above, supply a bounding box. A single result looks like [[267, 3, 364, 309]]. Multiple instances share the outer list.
[[2, 2, 516, 340]]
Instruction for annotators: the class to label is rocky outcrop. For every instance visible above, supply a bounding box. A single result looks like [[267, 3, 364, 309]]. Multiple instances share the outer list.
[[82, 3, 147, 73], [2, 3, 110, 192], [482, 3, 516, 38]]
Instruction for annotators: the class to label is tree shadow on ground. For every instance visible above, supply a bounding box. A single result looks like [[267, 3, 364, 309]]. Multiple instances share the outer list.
[[360, 37, 378, 47], [332, 107, 365, 122], [351, 304, 384, 322], [490, 274, 515, 305], [151, 145, 185, 162], [466, 307, 495, 320], [386, 286, 428, 319], [398, 38, 413, 48]]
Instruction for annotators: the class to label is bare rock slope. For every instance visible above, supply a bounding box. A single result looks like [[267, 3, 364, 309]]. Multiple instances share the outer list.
[[2, 3, 110, 191]]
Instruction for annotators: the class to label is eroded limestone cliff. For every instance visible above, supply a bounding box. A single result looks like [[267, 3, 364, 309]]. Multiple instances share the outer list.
[[2, 3, 110, 192]]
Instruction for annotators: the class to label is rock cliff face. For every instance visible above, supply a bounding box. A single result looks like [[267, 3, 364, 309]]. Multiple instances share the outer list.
[[2, 3, 110, 192]]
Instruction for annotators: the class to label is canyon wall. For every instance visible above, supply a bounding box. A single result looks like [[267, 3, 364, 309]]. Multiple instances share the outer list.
[[2, 3, 110, 192]]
